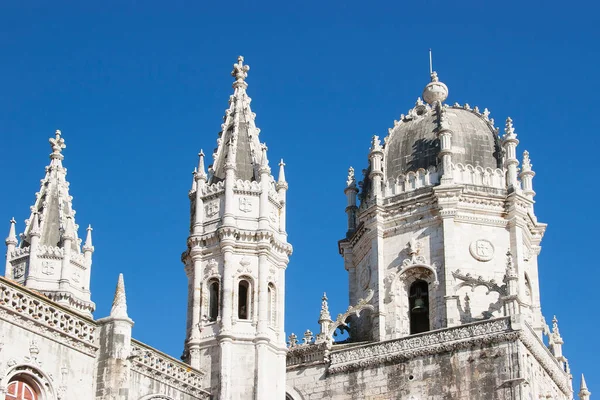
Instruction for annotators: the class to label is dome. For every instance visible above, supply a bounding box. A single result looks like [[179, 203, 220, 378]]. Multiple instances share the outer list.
[[384, 102, 502, 179]]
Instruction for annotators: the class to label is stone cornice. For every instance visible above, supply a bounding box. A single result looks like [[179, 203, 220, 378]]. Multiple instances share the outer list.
[[0, 276, 98, 357]]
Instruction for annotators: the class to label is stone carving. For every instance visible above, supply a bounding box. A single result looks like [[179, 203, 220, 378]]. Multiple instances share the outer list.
[[326, 289, 375, 343], [205, 201, 219, 217], [204, 259, 220, 278], [452, 270, 505, 295], [129, 340, 209, 398], [402, 239, 427, 267], [239, 197, 252, 213], [72, 271, 81, 283], [469, 239, 495, 261], [13, 263, 26, 279], [328, 317, 513, 374], [41, 261, 55, 275]]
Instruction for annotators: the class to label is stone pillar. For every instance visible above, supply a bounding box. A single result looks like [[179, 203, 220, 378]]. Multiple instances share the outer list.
[[369, 136, 384, 199], [503, 117, 519, 191], [4, 218, 17, 279], [437, 104, 454, 185], [344, 167, 358, 235], [58, 216, 74, 292]]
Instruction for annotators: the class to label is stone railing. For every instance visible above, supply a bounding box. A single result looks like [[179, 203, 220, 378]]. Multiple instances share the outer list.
[[385, 167, 440, 197], [328, 317, 514, 373], [452, 163, 505, 189], [0, 277, 98, 356], [130, 339, 210, 398], [287, 342, 330, 369]]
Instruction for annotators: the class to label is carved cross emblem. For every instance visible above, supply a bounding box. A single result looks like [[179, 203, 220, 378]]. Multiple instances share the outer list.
[[13, 263, 25, 279], [205, 201, 219, 217], [42, 261, 54, 275], [239, 197, 252, 213]]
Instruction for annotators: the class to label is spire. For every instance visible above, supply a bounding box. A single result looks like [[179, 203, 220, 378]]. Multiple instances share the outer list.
[[83, 225, 94, 253], [522, 150, 532, 171], [319, 292, 331, 321], [504, 117, 517, 139], [110, 273, 129, 319], [208, 56, 268, 184], [197, 150, 207, 181], [20, 130, 83, 251], [580, 374, 591, 400], [5, 218, 17, 246], [277, 159, 287, 185], [29, 212, 41, 239]]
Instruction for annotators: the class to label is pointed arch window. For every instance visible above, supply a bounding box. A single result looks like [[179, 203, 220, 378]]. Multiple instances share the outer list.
[[208, 279, 220, 322], [238, 279, 251, 320], [409, 280, 430, 334], [268, 283, 277, 327]]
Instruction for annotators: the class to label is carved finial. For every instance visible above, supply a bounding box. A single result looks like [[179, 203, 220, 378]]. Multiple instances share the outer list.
[[197, 150, 207, 181], [522, 150, 532, 171], [430, 71, 438, 82], [552, 315, 560, 335], [483, 108, 490, 120], [110, 273, 129, 319], [504, 117, 516, 138], [259, 143, 269, 170], [83, 224, 94, 253], [416, 97, 424, 106], [346, 166, 356, 188], [231, 55, 250, 88], [29, 212, 41, 238], [302, 329, 314, 345], [49, 129, 66, 160], [370, 135, 382, 152], [319, 292, 331, 321], [288, 333, 298, 348], [5, 218, 17, 246], [278, 159, 286, 184]]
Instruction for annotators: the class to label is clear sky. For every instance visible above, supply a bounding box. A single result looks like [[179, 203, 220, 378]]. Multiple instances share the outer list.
[[2, 0, 598, 391]]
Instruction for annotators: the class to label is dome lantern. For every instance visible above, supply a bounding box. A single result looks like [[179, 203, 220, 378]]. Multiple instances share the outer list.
[[422, 71, 448, 105]]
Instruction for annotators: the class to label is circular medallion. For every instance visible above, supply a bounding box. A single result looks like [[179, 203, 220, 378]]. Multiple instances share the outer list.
[[469, 239, 494, 262]]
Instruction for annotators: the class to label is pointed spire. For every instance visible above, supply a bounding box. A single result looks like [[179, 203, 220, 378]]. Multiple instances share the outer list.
[[63, 215, 75, 241], [197, 150, 207, 181], [278, 159, 286, 184], [579, 374, 591, 399], [522, 150, 532, 171], [110, 273, 129, 319], [5, 218, 17, 246], [319, 292, 331, 321], [83, 225, 94, 253], [29, 212, 41, 238]]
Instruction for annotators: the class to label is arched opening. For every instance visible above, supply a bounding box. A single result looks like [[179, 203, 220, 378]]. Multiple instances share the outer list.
[[268, 283, 276, 327], [7, 376, 39, 400], [238, 279, 251, 320], [409, 280, 430, 334], [208, 279, 220, 321]]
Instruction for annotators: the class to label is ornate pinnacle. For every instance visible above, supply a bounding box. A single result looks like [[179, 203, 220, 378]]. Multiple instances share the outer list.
[[231, 55, 250, 88], [505, 250, 517, 278], [580, 374, 591, 398], [346, 166, 356, 188], [319, 292, 331, 321], [5, 218, 17, 246], [259, 143, 270, 173], [110, 273, 129, 319], [278, 159, 286, 184], [370, 135, 382, 152], [29, 212, 41, 238], [552, 315, 561, 336], [288, 333, 298, 348], [430, 71, 439, 82], [302, 329, 314, 345], [83, 224, 94, 253], [504, 117, 517, 138], [49, 130, 66, 160], [196, 150, 207, 181]]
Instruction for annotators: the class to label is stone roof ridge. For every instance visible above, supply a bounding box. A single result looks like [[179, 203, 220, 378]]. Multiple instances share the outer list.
[[20, 130, 84, 253], [208, 56, 268, 184]]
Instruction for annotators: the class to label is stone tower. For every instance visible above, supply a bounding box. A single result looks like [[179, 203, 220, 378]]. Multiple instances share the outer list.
[[182, 56, 292, 399], [339, 71, 547, 343], [4, 130, 95, 317]]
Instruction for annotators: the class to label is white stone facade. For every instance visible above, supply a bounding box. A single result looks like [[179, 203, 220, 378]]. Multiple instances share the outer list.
[[0, 57, 591, 400]]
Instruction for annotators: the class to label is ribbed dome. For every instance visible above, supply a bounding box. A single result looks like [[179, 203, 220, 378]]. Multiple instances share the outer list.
[[384, 104, 502, 179]]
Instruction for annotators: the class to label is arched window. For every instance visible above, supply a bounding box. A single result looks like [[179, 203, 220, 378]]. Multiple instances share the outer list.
[[208, 279, 220, 321], [7, 378, 39, 400], [238, 279, 251, 320], [409, 280, 430, 334], [268, 283, 276, 327]]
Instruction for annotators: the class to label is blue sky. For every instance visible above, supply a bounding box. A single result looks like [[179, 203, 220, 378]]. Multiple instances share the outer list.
[[2, 0, 598, 390]]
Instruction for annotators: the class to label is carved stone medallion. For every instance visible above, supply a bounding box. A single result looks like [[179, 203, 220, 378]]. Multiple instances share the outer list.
[[239, 197, 252, 213], [469, 239, 494, 262], [41, 260, 55, 275], [205, 201, 219, 217]]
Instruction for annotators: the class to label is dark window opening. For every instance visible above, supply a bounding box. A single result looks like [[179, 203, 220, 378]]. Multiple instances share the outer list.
[[238, 280, 250, 320], [409, 280, 430, 334], [208, 280, 220, 321]]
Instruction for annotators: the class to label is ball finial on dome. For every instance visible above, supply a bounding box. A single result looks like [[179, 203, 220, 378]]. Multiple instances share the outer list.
[[422, 71, 448, 105]]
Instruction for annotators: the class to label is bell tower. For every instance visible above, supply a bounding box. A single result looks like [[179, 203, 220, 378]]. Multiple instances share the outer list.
[[4, 130, 95, 317], [339, 71, 547, 343], [181, 56, 292, 400]]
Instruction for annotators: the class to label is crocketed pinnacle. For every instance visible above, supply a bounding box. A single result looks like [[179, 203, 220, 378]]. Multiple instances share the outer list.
[[20, 130, 84, 252], [208, 56, 270, 184], [5, 218, 17, 246], [110, 273, 129, 319]]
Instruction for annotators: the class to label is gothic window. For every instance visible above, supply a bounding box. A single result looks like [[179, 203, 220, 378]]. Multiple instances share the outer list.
[[208, 279, 220, 321], [409, 280, 430, 334], [268, 283, 276, 327], [6, 378, 38, 400], [238, 279, 251, 320]]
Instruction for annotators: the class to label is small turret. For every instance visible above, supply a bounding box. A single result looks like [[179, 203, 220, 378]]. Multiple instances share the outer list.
[[579, 374, 591, 400], [344, 167, 358, 235], [503, 251, 519, 316], [277, 159, 288, 234], [503, 117, 520, 191], [368, 136, 384, 199], [520, 150, 536, 201], [316, 292, 333, 344], [4, 218, 18, 279], [437, 103, 454, 184]]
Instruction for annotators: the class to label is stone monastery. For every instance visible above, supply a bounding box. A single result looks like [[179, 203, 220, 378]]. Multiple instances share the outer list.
[[0, 56, 593, 400]]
